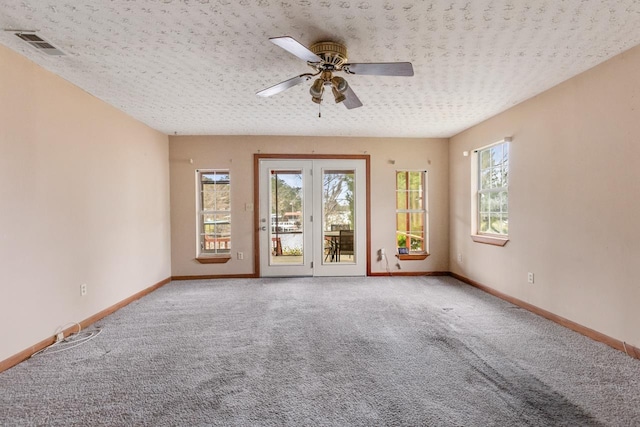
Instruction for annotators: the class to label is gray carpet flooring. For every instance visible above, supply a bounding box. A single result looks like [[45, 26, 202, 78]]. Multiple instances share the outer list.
[[1, 276, 639, 426]]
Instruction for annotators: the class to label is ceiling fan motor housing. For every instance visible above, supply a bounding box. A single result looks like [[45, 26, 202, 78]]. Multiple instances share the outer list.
[[310, 41, 348, 68]]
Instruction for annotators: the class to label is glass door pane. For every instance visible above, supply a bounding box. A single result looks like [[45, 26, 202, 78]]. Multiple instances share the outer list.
[[322, 169, 355, 264], [269, 170, 304, 266]]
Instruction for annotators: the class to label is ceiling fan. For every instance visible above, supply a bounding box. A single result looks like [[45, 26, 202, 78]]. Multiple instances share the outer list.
[[256, 36, 414, 110]]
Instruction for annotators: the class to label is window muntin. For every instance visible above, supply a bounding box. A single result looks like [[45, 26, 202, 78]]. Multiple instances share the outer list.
[[477, 142, 509, 236], [198, 170, 230, 255], [396, 171, 428, 253]]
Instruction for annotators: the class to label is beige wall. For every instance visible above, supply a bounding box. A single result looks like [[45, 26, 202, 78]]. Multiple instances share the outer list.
[[0, 45, 171, 361], [6, 29, 636, 363], [449, 45, 640, 348], [169, 136, 449, 277]]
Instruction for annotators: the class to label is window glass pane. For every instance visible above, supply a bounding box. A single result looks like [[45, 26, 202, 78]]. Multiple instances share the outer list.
[[479, 214, 490, 233], [409, 212, 424, 230], [480, 150, 491, 169], [215, 190, 230, 211], [490, 166, 502, 188], [202, 184, 230, 211], [396, 213, 407, 231], [396, 191, 407, 210], [213, 214, 230, 227], [491, 145, 503, 167], [479, 144, 508, 187], [488, 213, 501, 234], [500, 191, 508, 213], [479, 192, 489, 213], [204, 237, 230, 252], [502, 166, 509, 188], [490, 191, 501, 212], [409, 171, 422, 191], [502, 214, 509, 235], [396, 171, 406, 189], [408, 191, 422, 210], [409, 232, 424, 251], [481, 169, 491, 190], [203, 172, 229, 182], [202, 184, 215, 211]]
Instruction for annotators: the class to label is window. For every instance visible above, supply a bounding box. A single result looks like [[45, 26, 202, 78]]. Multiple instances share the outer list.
[[396, 170, 428, 255], [476, 140, 509, 238], [197, 170, 230, 257]]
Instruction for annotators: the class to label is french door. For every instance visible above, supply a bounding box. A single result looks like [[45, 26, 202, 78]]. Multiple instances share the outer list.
[[258, 159, 366, 277]]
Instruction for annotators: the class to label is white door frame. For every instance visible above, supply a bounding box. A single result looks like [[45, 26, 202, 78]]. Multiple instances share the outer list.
[[254, 154, 370, 277]]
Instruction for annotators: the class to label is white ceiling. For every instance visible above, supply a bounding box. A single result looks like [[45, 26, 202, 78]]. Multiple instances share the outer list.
[[2, 1, 640, 138]]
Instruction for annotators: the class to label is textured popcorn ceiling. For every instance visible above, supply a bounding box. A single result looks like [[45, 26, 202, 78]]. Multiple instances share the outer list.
[[2, 1, 640, 138]]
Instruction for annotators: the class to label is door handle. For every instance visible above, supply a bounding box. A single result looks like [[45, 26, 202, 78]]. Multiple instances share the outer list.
[[260, 226, 267, 231]]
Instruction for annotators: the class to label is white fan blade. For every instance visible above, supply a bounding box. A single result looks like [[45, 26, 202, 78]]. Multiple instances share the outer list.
[[343, 86, 363, 109], [343, 62, 414, 76], [270, 36, 322, 63], [256, 75, 311, 98]]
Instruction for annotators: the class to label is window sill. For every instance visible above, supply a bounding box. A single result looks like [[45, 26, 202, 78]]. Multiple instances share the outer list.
[[196, 256, 232, 264], [396, 253, 429, 261], [470, 235, 509, 246]]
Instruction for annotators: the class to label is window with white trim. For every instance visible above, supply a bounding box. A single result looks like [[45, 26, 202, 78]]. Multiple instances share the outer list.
[[197, 170, 231, 256], [396, 170, 428, 253], [477, 141, 509, 236]]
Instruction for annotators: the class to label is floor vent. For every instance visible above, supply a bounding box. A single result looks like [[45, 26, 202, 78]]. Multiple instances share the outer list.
[[15, 32, 65, 56]]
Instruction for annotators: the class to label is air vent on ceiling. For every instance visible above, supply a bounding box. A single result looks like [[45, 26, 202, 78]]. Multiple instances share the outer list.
[[15, 32, 65, 56]]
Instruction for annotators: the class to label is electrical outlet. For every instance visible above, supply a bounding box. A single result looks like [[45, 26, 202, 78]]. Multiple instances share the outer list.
[[457, 253, 462, 263], [56, 332, 64, 342], [237, 252, 244, 260], [81, 283, 87, 296], [527, 272, 534, 284]]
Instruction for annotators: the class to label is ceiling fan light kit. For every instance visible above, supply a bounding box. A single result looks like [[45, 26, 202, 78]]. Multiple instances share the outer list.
[[309, 70, 349, 104], [310, 78, 324, 96], [331, 76, 348, 93], [332, 86, 346, 104], [256, 36, 414, 111]]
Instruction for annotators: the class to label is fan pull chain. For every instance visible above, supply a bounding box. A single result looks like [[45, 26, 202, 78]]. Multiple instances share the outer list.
[[318, 102, 322, 118]]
